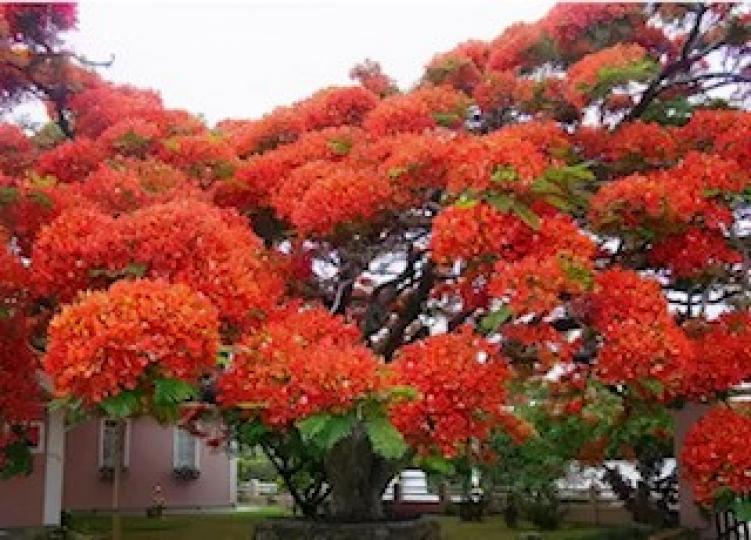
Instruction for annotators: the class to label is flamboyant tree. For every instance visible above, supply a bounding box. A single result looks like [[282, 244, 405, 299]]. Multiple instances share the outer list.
[[1, 1, 750, 523]]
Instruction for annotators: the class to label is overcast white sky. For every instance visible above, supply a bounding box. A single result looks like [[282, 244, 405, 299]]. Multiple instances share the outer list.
[[62, 1, 554, 125]]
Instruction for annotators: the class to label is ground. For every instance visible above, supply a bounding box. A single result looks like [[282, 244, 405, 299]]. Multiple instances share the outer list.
[[65, 510, 651, 540]]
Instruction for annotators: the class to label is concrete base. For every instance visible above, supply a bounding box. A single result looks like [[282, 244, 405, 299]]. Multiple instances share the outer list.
[[252, 517, 441, 540], [671, 403, 713, 538]]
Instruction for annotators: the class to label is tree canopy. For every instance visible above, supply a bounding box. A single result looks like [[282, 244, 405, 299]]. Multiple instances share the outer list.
[[1, 1, 750, 520]]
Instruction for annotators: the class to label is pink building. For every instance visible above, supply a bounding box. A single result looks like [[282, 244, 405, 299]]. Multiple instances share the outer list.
[[0, 412, 237, 528]]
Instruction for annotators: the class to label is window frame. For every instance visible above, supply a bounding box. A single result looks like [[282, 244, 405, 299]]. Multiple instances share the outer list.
[[172, 427, 200, 471], [98, 419, 131, 469]]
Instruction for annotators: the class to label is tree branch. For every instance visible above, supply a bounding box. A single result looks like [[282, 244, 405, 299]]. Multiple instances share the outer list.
[[376, 261, 435, 361]]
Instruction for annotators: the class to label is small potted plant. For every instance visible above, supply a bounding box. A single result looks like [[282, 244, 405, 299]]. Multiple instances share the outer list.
[[172, 465, 200, 481]]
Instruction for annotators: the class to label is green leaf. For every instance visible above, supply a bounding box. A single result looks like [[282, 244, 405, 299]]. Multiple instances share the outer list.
[[0, 441, 33, 479], [213, 161, 236, 180], [544, 195, 575, 212], [365, 415, 408, 459], [238, 420, 268, 446], [29, 190, 53, 209], [386, 385, 419, 402], [328, 138, 353, 156], [511, 201, 540, 230], [559, 257, 594, 290], [49, 396, 89, 425], [387, 166, 408, 179], [297, 413, 331, 440], [124, 262, 148, 278], [491, 166, 518, 184], [454, 191, 478, 209], [100, 390, 142, 419], [433, 112, 461, 128], [153, 378, 197, 407], [640, 378, 664, 396], [297, 413, 356, 450], [416, 454, 455, 475], [545, 163, 595, 185], [593, 58, 659, 99], [480, 306, 513, 333], [531, 177, 566, 196], [732, 499, 751, 520], [0, 186, 18, 206], [714, 487, 736, 511], [485, 192, 514, 212]]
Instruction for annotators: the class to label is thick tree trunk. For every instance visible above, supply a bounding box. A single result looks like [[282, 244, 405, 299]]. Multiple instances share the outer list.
[[323, 425, 397, 522]]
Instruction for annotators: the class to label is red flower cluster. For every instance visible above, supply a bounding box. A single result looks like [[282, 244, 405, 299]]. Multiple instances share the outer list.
[[423, 52, 482, 94], [33, 200, 283, 331], [541, 4, 644, 59], [432, 204, 594, 266], [486, 23, 546, 72], [230, 126, 365, 210], [678, 109, 751, 152], [158, 134, 238, 187], [296, 86, 379, 132], [601, 121, 680, 167], [98, 118, 161, 158], [590, 150, 748, 248], [502, 322, 575, 371], [358, 132, 450, 206], [34, 138, 106, 183], [217, 306, 383, 427], [349, 59, 397, 97], [389, 329, 517, 458], [492, 121, 571, 160], [444, 132, 549, 195], [66, 83, 166, 139], [77, 161, 202, 216], [681, 406, 751, 505], [564, 44, 648, 109], [77, 165, 162, 215], [715, 124, 751, 170], [649, 228, 741, 279], [590, 174, 727, 239], [676, 151, 749, 194], [0, 235, 40, 426], [271, 160, 392, 236], [489, 252, 594, 316], [44, 279, 220, 405], [0, 123, 35, 176], [220, 86, 376, 159], [589, 269, 688, 392], [222, 108, 304, 158], [0, 178, 90, 256], [0, 3, 77, 39], [431, 203, 530, 263], [472, 71, 535, 113], [363, 86, 469, 136], [680, 313, 751, 400]]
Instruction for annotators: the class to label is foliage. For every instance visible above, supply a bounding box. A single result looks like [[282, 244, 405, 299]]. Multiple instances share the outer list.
[[681, 406, 751, 507], [0, 0, 750, 524]]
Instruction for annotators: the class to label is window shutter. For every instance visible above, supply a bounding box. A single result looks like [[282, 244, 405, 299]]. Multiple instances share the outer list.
[[101, 420, 119, 468], [176, 430, 197, 468]]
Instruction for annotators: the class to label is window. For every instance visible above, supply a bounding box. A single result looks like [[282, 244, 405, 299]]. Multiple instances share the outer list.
[[173, 428, 200, 470], [26, 421, 45, 454], [1, 421, 44, 454], [98, 419, 131, 469]]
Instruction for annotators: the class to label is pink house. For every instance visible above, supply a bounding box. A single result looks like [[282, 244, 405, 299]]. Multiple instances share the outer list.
[[0, 411, 238, 528]]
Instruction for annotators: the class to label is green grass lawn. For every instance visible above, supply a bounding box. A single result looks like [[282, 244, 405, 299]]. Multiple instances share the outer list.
[[67, 511, 645, 540]]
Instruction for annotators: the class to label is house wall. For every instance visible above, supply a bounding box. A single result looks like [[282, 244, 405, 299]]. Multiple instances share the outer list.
[[62, 417, 234, 512], [0, 452, 46, 527], [672, 403, 712, 537]]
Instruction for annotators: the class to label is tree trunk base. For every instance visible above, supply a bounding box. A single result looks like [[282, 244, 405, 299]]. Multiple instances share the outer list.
[[253, 516, 441, 540]]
